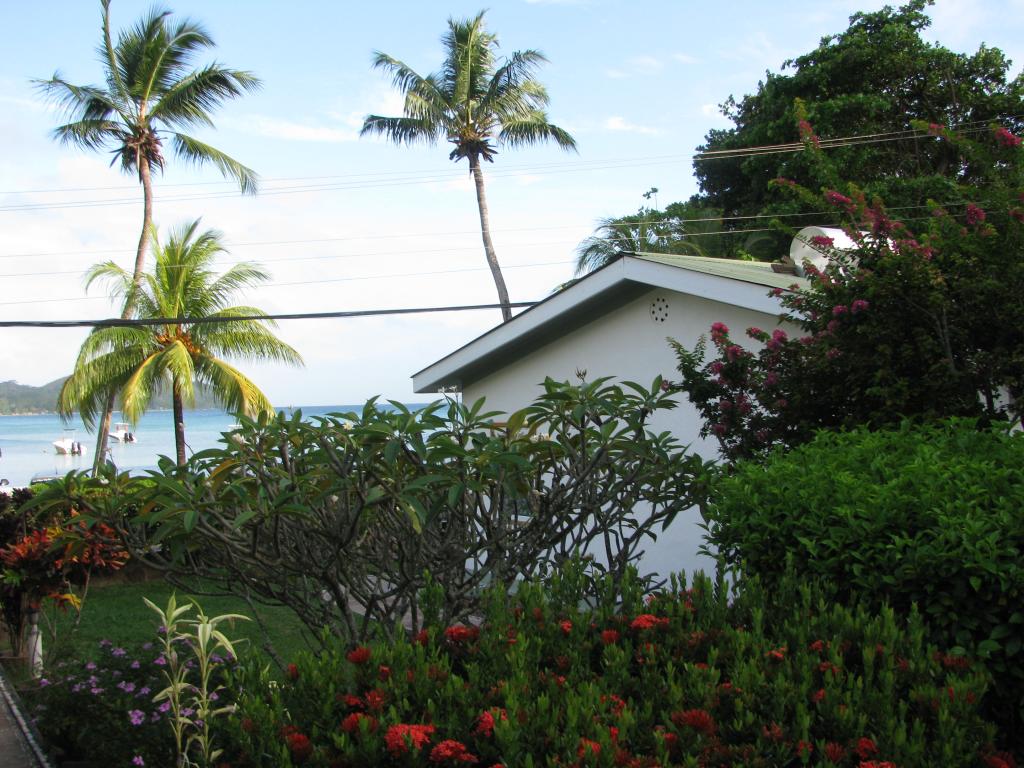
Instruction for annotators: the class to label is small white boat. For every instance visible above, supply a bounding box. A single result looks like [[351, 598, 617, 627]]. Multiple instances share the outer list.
[[54, 430, 87, 456], [109, 421, 138, 443]]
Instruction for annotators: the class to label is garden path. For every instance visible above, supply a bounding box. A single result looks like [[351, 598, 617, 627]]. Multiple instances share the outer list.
[[0, 673, 47, 768]]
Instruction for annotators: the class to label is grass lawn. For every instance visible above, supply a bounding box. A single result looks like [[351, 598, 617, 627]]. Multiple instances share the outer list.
[[35, 574, 316, 670]]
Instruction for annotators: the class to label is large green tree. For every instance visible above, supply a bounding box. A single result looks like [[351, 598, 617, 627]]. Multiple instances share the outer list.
[[59, 221, 302, 466], [38, 0, 261, 466], [694, 0, 1024, 219], [361, 10, 576, 322]]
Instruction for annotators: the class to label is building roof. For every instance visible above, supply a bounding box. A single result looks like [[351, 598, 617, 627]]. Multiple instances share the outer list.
[[412, 252, 807, 393]]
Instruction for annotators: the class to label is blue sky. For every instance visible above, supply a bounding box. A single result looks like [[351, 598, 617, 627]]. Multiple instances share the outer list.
[[1, 0, 1022, 405]]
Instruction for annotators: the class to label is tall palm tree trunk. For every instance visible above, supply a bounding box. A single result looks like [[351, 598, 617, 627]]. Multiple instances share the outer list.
[[469, 154, 512, 323], [172, 379, 187, 467], [92, 156, 154, 471]]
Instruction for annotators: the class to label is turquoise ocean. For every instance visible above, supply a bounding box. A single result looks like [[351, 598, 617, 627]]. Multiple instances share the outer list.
[[0, 405, 419, 487]]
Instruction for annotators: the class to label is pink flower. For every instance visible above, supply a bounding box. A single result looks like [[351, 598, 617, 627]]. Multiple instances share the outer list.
[[966, 204, 986, 226], [994, 126, 1021, 148], [928, 122, 945, 136], [825, 190, 853, 208], [851, 299, 870, 313], [832, 305, 848, 317], [810, 235, 834, 249]]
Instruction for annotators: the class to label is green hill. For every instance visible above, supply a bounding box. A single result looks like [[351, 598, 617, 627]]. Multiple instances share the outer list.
[[0, 378, 228, 415]]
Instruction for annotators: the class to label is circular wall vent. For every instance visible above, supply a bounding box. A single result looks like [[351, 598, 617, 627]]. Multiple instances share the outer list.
[[650, 296, 669, 323]]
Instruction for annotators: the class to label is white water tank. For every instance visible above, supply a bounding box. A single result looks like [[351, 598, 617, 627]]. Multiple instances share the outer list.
[[789, 226, 858, 275]]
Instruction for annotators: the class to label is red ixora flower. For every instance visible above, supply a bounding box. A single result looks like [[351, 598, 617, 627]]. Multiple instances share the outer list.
[[856, 737, 879, 759], [287, 663, 299, 680], [825, 742, 846, 763], [765, 646, 787, 661], [578, 738, 602, 759], [474, 708, 507, 737], [795, 740, 814, 759], [671, 709, 716, 737], [429, 739, 477, 764], [341, 712, 378, 734], [444, 625, 480, 644], [285, 730, 313, 763], [601, 629, 620, 645], [385, 724, 436, 756], [559, 620, 573, 635], [630, 614, 669, 631], [858, 762, 897, 768], [346, 646, 371, 665]]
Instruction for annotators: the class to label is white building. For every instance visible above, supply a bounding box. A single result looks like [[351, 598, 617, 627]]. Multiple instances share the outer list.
[[413, 252, 808, 578]]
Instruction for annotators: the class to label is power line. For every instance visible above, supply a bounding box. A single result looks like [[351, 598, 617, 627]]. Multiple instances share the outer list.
[[1, 120, 1009, 214], [0, 259, 576, 307], [0, 302, 540, 329]]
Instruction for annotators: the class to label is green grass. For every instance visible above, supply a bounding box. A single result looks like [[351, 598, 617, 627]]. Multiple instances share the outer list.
[[38, 575, 316, 668]]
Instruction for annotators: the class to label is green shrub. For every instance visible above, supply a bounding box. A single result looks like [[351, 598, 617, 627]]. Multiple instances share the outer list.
[[215, 568, 1000, 767], [705, 419, 1024, 747]]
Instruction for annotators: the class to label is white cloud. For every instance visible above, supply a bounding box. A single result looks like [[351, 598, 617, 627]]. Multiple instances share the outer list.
[[605, 68, 627, 80], [672, 53, 698, 65], [627, 55, 663, 74], [234, 115, 360, 143], [604, 116, 660, 135]]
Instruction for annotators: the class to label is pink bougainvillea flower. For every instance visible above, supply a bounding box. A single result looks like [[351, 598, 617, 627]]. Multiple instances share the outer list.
[[965, 204, 986, 226], [994, 126, 1022, 148]]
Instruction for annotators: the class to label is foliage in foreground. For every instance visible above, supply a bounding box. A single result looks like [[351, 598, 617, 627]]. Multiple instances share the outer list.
[[217, 568, 1003, 767], [107, 378, 711, 644], [705, 420, 1024, 750]]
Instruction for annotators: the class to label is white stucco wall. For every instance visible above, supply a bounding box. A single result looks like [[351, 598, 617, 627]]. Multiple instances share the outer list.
[[462, 287, 790, 581]]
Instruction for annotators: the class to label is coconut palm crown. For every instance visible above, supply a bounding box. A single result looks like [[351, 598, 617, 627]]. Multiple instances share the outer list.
[[361, 10, 576, 322], [59, 220, 302, 466], [38, 0, 261, 467]]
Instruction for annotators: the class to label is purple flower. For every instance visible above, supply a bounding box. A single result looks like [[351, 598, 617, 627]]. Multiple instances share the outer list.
[[85, 662, 97, 671], [209, 691, 219, 701], [142, 642, 153, 651], [118, 681, 137, 693], [133, 757, 145, 767], [38, 678, 50, 687], [99, 639, 112, 647], [180, 707, 195, 718], [130, 660, 141, 669], [129, 709, 146, 726], [72, 683, 85, 693], [138, 687, 151, 696], [153, 656, 167, 667], [111, 647, 127, 657], [90, 687, 105, 696], [158, 701, 171, 713]]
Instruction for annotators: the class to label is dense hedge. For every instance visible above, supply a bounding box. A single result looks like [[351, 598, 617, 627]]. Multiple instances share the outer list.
[[705, 420, 1024, 747], [214, 569, 1003, 767]]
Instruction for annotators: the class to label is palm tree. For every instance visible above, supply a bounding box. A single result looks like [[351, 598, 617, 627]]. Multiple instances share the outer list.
[[38, 0, 261, 466], [361, 10, 576, 322], [59, 221, 302, 466]]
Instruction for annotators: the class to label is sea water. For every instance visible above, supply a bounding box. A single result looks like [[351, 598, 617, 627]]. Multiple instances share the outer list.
[[0, 405, 422, 487]]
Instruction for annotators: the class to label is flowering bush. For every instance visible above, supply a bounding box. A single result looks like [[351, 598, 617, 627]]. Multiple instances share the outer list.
[[705, 420, 1024, 751], [25, 638, 176, 766], [672, 118, 1024, 462], [214, 567, 1003, 766]]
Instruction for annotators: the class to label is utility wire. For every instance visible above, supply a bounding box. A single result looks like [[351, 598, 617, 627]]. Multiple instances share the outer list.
[[0, 302, 540, 329], [0, 122, 1004, 214]]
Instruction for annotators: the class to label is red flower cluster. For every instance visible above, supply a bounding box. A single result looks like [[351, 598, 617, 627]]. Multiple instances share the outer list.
[[340, 712, 378, 734], [444, 625, 480, 643], [856, 737, 879, 759], [577, 738, 601, 759], [601, 629, 620, 645], [671, 709, 716, 736], [287, 663, 299, 680], [474, 708, 507, 737], [559, 620, 573, 635], [629, 614, 669, 631], [429, 739, 477, 763], [281, 726, 313, 763], [385, 723, 436, 755], [966, 204, 986, 226], [346, 646, 371, 664]]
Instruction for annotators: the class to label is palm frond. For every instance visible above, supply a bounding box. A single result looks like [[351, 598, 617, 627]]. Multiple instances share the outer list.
[[498, 114, 577, 151], [169, 133, 259, 194], [151, 64, 260, 130], [193, 355, 274, 417], [360, 115, 442, 146]]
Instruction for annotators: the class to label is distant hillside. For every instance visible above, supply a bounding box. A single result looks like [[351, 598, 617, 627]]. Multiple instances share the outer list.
[[0, 378, 228, 415]]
